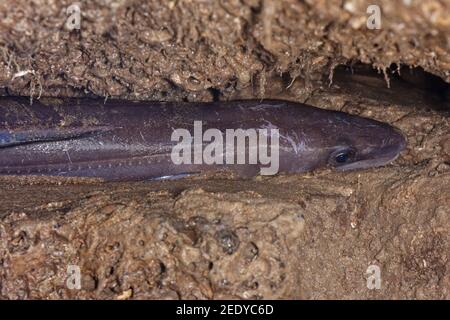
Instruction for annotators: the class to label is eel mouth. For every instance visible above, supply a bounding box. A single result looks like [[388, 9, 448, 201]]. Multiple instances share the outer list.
[[336, 152, 401, 171]]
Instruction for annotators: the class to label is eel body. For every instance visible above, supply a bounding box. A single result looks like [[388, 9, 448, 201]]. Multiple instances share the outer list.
[[0, 97, 406, 180]]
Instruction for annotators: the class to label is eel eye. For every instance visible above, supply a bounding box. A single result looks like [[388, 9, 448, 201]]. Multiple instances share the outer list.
[[335, 152, 349, 163], [330, 148, 355, 166]]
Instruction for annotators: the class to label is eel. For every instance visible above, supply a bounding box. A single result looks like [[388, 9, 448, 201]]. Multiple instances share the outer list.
[[0, 97, 406, 181]]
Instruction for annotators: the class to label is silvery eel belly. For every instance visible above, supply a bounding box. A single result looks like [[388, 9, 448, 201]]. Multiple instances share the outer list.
[[0, 97, 406, 181]]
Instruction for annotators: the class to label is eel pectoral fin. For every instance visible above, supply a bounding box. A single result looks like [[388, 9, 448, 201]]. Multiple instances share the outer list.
[[0, 126, 115, 148], [151, 172, 201, 181]]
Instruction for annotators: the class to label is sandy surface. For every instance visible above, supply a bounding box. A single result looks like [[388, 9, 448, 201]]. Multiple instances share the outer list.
[[0, 0, 449, 299]]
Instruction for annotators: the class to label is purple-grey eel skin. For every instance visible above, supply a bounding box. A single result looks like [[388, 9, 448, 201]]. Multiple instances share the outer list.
[[0, 97, 406, 181]]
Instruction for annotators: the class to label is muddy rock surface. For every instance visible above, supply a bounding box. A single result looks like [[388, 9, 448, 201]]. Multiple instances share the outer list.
[[0, 0, 449, 299], [1, 0, 449, 100]]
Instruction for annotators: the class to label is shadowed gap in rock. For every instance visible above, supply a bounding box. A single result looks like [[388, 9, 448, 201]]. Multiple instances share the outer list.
[[331, 63, 450, 112]]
